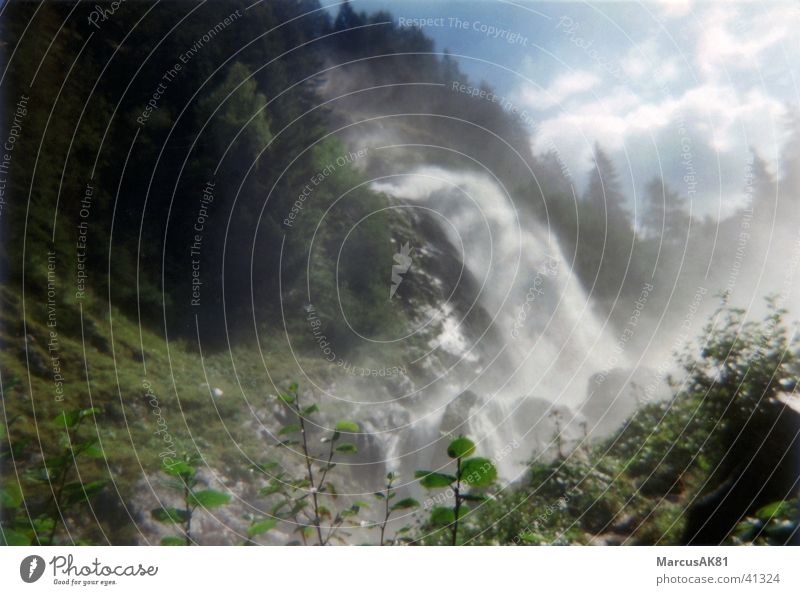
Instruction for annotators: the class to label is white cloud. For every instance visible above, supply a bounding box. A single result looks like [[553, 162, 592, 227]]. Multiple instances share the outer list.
[[517, 70, 601, 110], [514, 1, 796, 210], [621, 39, 680, 86], [694, 5, 797, 77], [656, 0, 693, 20], [531, 81, 785, 196]]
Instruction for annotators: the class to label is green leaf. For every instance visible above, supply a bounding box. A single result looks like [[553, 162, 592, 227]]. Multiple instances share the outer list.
[[247, 519, 278, 537], [335, 443, 357, 454], [460, 458, 497, 487], [415, 470, 456, 489], [31, 517, 55, 533], [160, 536, 186, 546], [755, 501, 791, 520], [301, 404, 319, 417], [151, 507, 189, 524], [162, 461, 195, 479], [271, 499, 290, 515], [290, 500, 308, 516], [325, 482, 338, 498], [341, 504, 360, 517], [189, 489, 231, 508], [334, 420, 359, 433], [62, 480, 106, 506], [0, 482, 23, 508], [429, 506, 455, 526], [81, 441, 104, 459], [288, 382, 299, 393], [53, 407, 100, 429], [53, 410, 80, 428], [84, 479, 108, 495], [447, 437, 476, 459], [79, 407, 101, 419], [277, 393, 295, 404], [279, 424, 301, 435], [391, 497, 419, 511], [460, 493, 488, 503], [0, 527, 30, 546], [260, 483, 283, 497]]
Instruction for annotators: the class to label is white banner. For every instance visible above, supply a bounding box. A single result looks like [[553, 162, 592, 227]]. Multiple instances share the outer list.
[[0, 546, 797, 594]]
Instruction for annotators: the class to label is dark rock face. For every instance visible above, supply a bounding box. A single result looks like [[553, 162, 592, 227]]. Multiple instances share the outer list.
[[440, 390, 480, 438], [682, 401, 800, 545]]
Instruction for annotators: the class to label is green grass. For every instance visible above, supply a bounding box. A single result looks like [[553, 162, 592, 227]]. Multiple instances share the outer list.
[[0, 279, 343, 543]]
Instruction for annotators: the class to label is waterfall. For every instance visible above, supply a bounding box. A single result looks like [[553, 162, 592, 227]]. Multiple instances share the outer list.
[[361, 166, 621, 479]]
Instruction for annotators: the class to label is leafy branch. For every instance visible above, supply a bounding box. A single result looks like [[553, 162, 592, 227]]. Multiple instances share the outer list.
[[373, 471, 418, 545], [259, 383, 363, 545], [416, 436, 496, 545], [151, 453, 231, 546]]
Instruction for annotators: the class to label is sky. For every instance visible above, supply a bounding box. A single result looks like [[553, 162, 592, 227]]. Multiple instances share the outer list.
[[322, 1, 800, 220]]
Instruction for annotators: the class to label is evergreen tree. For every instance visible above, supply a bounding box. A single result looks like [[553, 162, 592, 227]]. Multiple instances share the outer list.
[[641, 177, 690, 242], [334, 0, 365, 31], [584, 143, 629, 225], [572, 144, 636, 304]]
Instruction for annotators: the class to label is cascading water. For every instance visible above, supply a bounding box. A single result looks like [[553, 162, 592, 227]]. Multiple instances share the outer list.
[[353, 166, 623, 480]]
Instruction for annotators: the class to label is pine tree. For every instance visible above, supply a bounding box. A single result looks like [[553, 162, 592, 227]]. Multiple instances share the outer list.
[[334, 0, 365, 32], [641, 177, 690, 241], [584, 143, 629, 226]]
